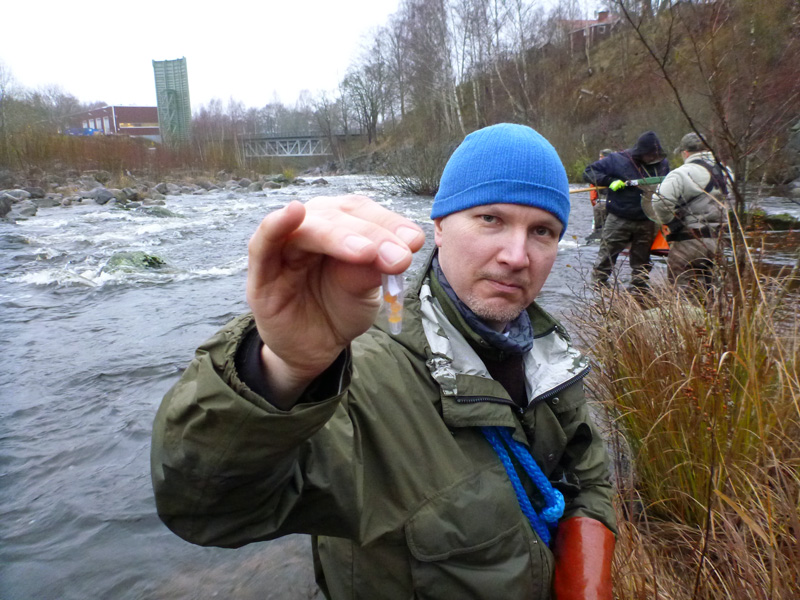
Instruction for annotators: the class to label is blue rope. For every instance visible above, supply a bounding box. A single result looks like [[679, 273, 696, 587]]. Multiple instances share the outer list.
[[481, 426, 565, 545]]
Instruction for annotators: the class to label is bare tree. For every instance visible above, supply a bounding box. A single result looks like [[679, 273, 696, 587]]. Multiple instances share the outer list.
[[313, 91, 347, 164], [612, 0, 800, 214], [342, 32, 393, 144], [26, 85, 82, 132], [411, 0, 465, 133], [336, 80, 353, 137], [384, 19, 411, 123], [0, 61, 16, 165], [342, 63, 385, 144]]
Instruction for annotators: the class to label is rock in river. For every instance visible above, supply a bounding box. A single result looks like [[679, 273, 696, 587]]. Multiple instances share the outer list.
[[103, 251, 167, 273]]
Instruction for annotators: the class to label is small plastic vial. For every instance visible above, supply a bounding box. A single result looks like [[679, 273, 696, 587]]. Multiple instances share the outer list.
[[381, 273, 405, 334]]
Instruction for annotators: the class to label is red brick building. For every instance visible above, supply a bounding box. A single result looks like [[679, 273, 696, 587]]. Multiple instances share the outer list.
[[67, 106, 161, 141], [564, 11, 622, 54]]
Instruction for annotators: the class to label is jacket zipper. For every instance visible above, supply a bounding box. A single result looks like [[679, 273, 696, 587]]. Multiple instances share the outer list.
[[456, 395, 521, 412], [455, 364, 592, 414]]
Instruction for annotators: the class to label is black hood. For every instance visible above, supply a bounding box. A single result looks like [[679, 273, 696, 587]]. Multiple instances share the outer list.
[[629, 131, 666, 161]]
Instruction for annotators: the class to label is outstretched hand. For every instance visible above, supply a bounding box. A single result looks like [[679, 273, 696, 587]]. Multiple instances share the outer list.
[[609, 180, 627, 192], [246, 195, 425, 407]]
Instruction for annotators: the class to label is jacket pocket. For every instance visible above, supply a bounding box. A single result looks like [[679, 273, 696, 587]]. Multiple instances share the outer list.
[[405, 465, 552, 600]]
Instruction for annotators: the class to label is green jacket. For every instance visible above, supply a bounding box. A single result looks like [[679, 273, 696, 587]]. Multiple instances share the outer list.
[[151, 265, 616, 600]]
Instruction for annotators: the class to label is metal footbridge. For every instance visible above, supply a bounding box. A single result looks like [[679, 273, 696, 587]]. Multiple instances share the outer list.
[[240, 131, 364, 158]]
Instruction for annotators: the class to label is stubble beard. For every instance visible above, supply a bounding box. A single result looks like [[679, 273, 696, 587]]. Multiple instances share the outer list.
[[461, 289, 526, 327]]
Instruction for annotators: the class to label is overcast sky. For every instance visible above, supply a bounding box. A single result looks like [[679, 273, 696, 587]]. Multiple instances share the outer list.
[[1, 0, 401, 111]]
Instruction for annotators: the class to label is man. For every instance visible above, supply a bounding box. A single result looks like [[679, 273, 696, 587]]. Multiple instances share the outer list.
[[652, 132, 731, 294], [151, 123, 616, 600], [583, 131, 670, 292], [588, 148, 615, 238]]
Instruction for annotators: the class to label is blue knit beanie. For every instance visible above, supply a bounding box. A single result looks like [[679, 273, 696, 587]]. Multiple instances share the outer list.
[[431, 123, 570, 238]]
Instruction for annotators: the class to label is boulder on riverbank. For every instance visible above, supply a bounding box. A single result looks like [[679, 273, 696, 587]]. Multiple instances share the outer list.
[[88, 188, 121, 205], [7, 199, 38, 219], [0, 194, 13, 218]]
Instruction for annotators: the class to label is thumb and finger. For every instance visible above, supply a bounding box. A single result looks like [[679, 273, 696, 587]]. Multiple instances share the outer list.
[[244, 198, 425, 403], [247, 200, 306, 289], [248, 198, 424, 302]]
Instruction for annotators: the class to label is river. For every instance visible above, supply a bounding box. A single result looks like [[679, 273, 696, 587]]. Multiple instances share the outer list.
[[1, 175, 798, 599]]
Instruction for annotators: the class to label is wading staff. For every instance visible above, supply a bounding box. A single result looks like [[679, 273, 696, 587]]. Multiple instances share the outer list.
[[570, 175, 667, 194]]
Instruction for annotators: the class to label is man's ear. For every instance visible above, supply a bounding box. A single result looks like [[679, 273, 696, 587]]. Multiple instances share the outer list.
[[433, 217, 444, 247]]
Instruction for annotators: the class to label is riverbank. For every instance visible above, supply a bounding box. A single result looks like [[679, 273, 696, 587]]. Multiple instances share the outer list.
[[0, 166, 338, 221], [3, 164, 800, 228]]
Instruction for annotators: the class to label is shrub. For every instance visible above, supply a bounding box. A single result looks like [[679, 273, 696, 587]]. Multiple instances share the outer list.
[[383, 137, 457, 197]]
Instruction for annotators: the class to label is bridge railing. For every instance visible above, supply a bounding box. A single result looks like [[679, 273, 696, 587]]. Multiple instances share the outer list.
[[243, 138, 330, 157], [240, 131, 365, 158]]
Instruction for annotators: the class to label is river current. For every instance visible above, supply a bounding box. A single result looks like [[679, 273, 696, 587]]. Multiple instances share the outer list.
[[1, 175, 798, 599]]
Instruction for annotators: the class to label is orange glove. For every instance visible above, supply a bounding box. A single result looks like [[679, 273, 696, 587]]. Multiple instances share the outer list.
[[589, 186, 599, 206], [553, 517, 615, 600]]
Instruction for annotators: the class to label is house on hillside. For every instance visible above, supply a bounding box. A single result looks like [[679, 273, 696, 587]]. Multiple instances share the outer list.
[[563, 10, 622, 54], [65, 106, 161, 142]]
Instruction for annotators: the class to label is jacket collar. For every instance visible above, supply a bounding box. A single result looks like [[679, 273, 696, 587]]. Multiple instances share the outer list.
[[412, 255, 589, 437], [686, 150, 715, 164], [373, 249, 589, 434]]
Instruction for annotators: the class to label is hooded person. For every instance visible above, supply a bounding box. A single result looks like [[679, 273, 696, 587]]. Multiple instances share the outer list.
[[583, 131, 670, 292], [151, 123, 617, 600]]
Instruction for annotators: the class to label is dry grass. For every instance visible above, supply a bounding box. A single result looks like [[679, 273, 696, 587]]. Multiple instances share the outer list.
[[574, 254, 800, 598], [5, 131, 262, 178]]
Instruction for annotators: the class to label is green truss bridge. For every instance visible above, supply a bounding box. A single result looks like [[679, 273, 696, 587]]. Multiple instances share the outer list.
[[240, 132, 364, 158]]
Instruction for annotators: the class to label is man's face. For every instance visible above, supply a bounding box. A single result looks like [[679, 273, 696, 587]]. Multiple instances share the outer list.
[[434, 204, 562, 332], [641, 152, 663, 165]]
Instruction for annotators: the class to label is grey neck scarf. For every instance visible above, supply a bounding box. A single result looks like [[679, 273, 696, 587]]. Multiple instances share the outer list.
[[432, 256, 533, 355]]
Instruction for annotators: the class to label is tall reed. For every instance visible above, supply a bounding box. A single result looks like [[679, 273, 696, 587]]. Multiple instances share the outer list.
[[1, 131, 326, 179], [574, 255, 800, 598]]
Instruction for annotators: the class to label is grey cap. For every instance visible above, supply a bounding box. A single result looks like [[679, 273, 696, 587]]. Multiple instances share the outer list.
[[675, 132, 706, 154]]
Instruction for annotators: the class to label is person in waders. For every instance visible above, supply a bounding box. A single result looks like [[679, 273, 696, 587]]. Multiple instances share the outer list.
[[583, 132, 670, 293], [151, 123, 617, 600], [651, 132, 733, 298], [587, 148, 615, 241]]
